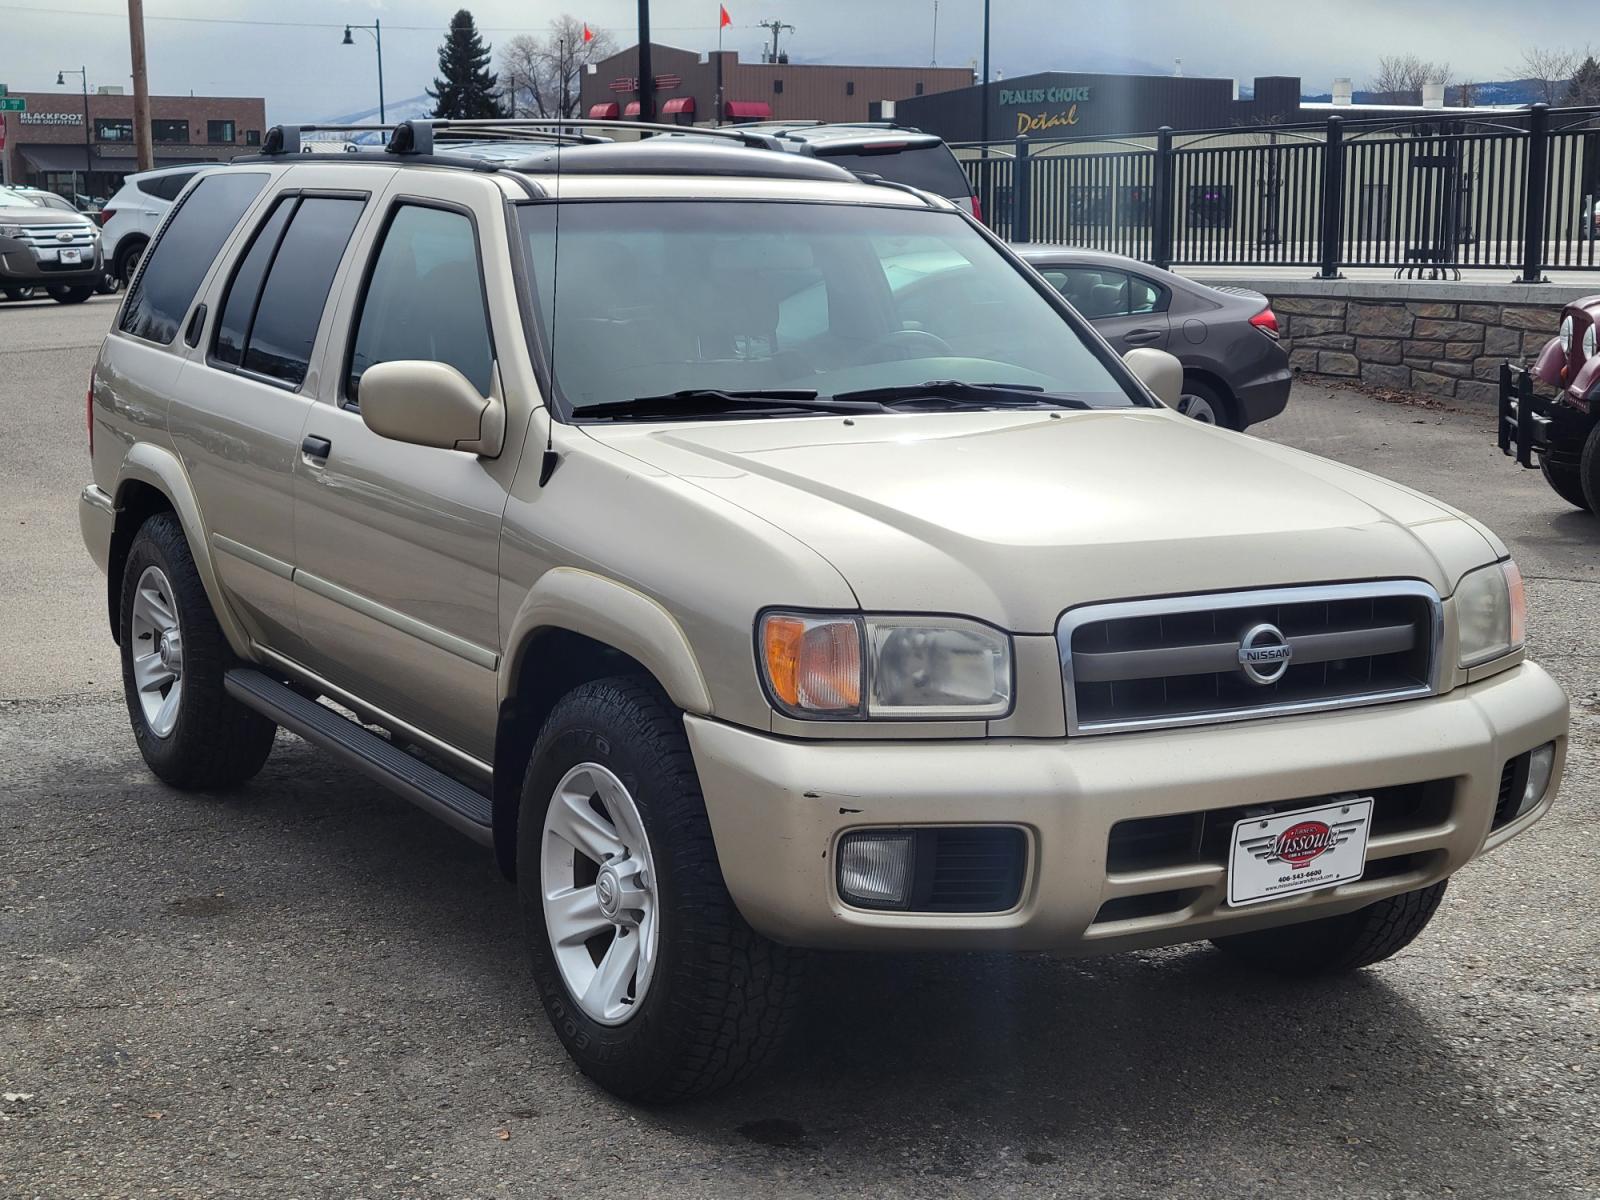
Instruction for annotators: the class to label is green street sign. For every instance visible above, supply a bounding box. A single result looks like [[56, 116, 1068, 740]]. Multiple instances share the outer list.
[[0, 98, 26, 112]]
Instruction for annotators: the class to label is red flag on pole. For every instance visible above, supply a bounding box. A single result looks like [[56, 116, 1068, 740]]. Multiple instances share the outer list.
[[719, 5, 732, 28], [582, 22, 594, 42]]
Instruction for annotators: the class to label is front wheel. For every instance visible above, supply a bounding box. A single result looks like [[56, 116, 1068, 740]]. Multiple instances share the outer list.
[[1210, 879, 1447, 976], [49, 284, 95, 305], [518, 677, 803, 1103], [118, 512, 277, 789]]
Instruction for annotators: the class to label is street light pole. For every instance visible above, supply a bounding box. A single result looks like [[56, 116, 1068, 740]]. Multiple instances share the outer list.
[[637, 0, 654, 124], [57, 67, 91, 202], [342, 19, 386, 122]]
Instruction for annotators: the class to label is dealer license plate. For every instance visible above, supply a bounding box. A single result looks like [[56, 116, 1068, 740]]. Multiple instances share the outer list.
[[59, 248, 81, 264], [1226, 797, 1373, 907]]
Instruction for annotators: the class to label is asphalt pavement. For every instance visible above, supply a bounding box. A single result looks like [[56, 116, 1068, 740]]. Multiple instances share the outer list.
[[2, 296, 1596, 1199]]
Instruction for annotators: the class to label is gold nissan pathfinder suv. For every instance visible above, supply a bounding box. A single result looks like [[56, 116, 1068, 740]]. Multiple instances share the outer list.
[[79, 120, 1569, 1103]]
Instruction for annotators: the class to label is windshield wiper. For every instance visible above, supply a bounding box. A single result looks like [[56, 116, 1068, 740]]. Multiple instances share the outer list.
[[577, 389, 888, 421], [830, 380, 1091, 409]]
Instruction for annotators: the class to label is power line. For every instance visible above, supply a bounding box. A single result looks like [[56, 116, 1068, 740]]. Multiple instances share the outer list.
[[0, 5, 726, 32]]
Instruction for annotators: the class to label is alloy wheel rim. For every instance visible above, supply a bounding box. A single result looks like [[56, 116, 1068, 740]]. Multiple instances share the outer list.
[[1177, 393, 1218, 424], [129, 565, 184, 738], [540, 762, 660, 1026]]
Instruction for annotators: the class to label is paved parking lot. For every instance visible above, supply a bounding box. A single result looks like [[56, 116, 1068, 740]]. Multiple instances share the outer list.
[[2, 296, 1597, 1199]]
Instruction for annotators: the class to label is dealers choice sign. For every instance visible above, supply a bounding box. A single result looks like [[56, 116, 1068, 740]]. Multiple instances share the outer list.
[[998, 85, 1091, 135]]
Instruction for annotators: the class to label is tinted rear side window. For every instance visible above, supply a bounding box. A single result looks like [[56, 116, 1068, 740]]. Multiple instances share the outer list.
[[346, 204, 492, 402], [137, 171, 196, 202], [119, 172, 266, 345], [213, 195, 364, 388], [820, 145, 972, 199], [211, 197, 296, 369]]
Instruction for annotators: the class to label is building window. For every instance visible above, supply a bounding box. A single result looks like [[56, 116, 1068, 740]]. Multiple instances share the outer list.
[[773, 79, 783, 95], [1186, 184, 1234, 229], [245, 129, 261, 146], [95, 118, 134, 142], [846, 81, 855, 96], [153, 118, 188, 143], [208, 120, 236, 144], [1116, 185, 1152, 228], [915, 82, 925, 95]]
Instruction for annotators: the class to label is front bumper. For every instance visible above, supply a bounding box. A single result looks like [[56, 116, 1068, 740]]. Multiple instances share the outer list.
[[688, 662, 1567, 953], [0, 244, 104, 286]]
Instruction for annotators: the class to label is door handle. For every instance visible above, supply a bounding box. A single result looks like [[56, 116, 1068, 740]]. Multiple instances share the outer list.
[[1123, 328, 1163, 345], [301, 435, 332, 462]]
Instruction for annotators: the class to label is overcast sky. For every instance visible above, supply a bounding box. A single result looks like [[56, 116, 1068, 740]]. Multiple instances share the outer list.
[[0, 0, 1587, 122]]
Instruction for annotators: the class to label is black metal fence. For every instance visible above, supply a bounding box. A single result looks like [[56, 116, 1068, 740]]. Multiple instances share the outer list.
[[959, 103, 1600, 280]]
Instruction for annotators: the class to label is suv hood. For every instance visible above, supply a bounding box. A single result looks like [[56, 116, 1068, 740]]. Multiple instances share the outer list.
[[584, 409, 1497, 632], [0, 206, 93, 228]]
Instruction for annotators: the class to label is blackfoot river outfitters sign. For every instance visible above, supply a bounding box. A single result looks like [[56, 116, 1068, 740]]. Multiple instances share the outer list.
[[999, 85, 1092, 135]]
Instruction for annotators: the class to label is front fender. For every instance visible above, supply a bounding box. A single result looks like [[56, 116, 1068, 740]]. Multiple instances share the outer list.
[[115, 441, 253, 658], [500, 567, 714, 715], [1532, 335, 1565, 386]]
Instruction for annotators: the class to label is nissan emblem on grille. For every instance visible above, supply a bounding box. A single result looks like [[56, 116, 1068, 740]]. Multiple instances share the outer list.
[[1237, 622, 1293, 685]]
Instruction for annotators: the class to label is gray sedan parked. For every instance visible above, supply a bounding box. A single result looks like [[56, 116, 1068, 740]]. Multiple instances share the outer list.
[[1014, 245, 1290, 429]]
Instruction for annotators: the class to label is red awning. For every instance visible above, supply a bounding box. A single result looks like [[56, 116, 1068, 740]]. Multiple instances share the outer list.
[[724, 100, 773, 120], [661, 96, 696, 116], [588, 101, 620, 119], [623, 100, 641, 117]]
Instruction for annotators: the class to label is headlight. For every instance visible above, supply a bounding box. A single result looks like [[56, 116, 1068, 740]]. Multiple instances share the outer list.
[[759, 612, 1012, 719], [1456, 560, 1525, 667], [1560, 315, 1574, 354], [0, 223, 23, 239], [1583, 323, 1595, 359]]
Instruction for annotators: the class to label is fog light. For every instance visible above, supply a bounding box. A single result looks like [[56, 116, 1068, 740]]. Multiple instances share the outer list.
[[837, 832, 914, 909], [1520, 741, 1556, 819]]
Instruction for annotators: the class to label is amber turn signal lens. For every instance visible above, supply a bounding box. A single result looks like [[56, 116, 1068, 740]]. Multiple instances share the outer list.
[[761, 614, 863, 716]]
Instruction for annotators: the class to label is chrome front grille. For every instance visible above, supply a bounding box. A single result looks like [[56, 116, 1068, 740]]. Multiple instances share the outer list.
[[1058, 582, 1442, 735], [15, 223, 97, 250]]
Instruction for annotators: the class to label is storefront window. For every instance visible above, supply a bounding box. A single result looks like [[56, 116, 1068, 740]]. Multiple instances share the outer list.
[[95, 118, 134, 142], [208, 120, 236, 144], [153, 119, 189, 143]]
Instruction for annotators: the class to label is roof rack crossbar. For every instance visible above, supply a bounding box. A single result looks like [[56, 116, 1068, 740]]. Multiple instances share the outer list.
[[261, 117, 789, 160]]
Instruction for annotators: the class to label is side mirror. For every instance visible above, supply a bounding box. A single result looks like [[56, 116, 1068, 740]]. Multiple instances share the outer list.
[[357, 360, 504, 457], [1121, 347, 1183, 408]]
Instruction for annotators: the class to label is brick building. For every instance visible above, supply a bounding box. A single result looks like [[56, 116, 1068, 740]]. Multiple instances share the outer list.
[[0, 89, 267, 202], [579, 43, 972, 126]]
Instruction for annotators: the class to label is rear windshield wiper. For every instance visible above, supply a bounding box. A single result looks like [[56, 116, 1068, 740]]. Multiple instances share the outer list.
[[576, 389, 889, 421], [831, 380, 1091, 409]]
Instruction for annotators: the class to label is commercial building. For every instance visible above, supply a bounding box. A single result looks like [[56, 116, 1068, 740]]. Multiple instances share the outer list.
[[579, 43, 972, 126], [892, 71, 1522, 144], [0, 89, 267, 201]]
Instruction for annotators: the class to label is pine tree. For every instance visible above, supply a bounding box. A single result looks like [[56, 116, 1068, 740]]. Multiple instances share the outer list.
[[428, 9, 505, 119], [1564, 57, 1600, 107]]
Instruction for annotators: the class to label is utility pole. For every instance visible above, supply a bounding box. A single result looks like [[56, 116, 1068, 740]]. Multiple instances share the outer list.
[[128, 0, 152, 171], [758, 19, 794, 64], [637, 0, 654, 123]]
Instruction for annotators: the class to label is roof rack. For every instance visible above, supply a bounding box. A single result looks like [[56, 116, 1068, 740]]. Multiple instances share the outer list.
[[260, 117, 786, 158]]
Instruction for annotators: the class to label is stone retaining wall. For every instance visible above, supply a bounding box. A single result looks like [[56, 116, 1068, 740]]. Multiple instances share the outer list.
[[1269, 295, 1560, 409]]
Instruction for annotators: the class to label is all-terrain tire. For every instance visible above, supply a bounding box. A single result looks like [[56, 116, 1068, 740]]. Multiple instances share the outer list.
[[1577, 422, 1600, 514], [1210, 879, 1448, 976], [118, 512, 276, 789], [518, 677, 804, 1103]]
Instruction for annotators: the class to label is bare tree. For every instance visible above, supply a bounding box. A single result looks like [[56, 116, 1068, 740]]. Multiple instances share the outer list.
[[1368, 55, 1453, 105], [1516, 46, 1581, 105], [498, 16, 617, 119]]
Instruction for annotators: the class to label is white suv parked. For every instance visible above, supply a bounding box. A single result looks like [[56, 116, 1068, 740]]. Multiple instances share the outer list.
[[99, 165, 204, 286]]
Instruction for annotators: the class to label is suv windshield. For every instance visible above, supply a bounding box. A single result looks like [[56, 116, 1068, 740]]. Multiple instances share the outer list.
[[517, 201, 1136, 416]]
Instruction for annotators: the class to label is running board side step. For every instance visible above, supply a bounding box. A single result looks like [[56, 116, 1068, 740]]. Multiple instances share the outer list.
[[225, 668, 494, 847]]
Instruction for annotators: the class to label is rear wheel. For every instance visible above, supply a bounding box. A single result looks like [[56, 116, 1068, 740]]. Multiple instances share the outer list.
[[49, 284, 94, 305], [115, 240, 146, 287], [118, 513, 277, 789], [1177, 377, 1238, 429], [518, 677, 803, 1103], [1210, 879, 1447, 976]]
